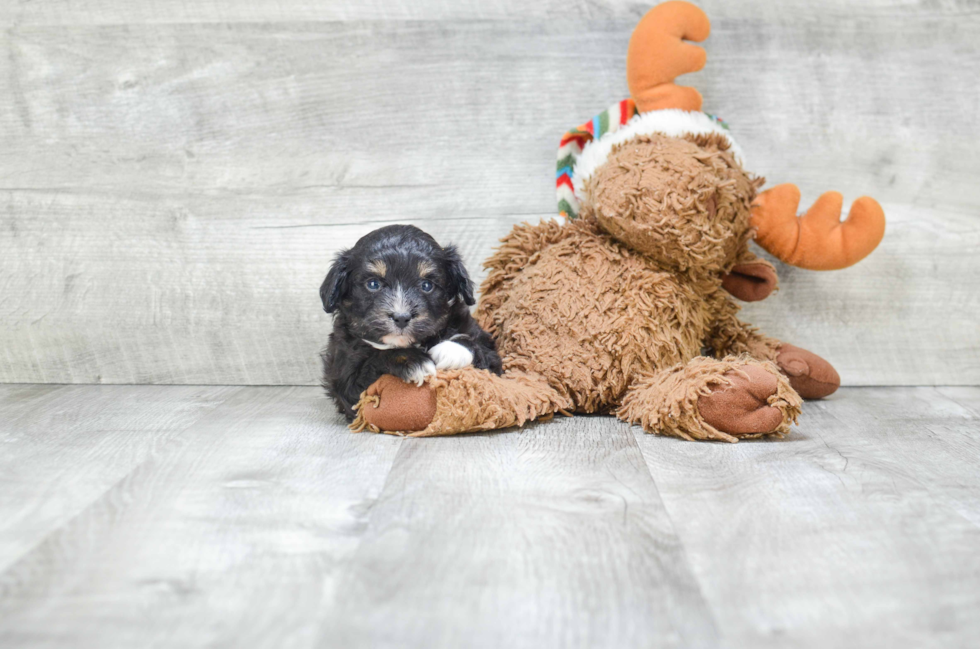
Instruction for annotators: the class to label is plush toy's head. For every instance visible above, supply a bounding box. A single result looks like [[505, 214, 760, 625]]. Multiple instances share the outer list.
[[555, 1, 886, 274], [580, 131, 759, 274]]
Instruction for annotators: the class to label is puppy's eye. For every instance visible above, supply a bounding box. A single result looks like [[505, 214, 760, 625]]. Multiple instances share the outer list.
[[366, 279, 381, 291], [420, 279, 434, 293]]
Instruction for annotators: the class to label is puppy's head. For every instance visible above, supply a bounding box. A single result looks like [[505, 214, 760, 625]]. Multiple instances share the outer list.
[[320, 225, 475, 348]]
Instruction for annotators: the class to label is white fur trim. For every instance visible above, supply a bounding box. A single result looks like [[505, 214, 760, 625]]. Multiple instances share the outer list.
[[429, 340, 474, 371], [572, 110, 745, 200]]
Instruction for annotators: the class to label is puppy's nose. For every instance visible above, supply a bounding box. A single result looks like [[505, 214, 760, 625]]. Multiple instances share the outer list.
[[390, 312, 413, 329]]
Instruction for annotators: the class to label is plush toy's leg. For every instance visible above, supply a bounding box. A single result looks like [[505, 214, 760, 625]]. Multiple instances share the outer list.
[[708, 309, 840, 399], [616, 356, 802, 443], [349, 367, 571, 437], [770, 343, 840, 400], [733, 336, 840, 400]]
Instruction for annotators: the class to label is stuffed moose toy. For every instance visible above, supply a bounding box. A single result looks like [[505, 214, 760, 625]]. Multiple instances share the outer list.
[[349, 1, 886, 442]]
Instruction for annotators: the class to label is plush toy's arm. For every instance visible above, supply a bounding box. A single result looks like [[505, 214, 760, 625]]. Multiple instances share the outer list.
[[351, 368, 570, 437]]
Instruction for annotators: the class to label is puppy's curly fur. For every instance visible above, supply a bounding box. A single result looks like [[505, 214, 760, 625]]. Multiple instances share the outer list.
[[320, 225, 501, 421]]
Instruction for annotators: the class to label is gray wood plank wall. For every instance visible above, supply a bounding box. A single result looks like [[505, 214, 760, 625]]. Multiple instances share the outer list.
[[1, 0, 977, 386]]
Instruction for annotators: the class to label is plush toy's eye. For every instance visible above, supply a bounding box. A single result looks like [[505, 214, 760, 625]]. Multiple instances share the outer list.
[[420, 279, 434, 293], [366, 278, 381, 291]]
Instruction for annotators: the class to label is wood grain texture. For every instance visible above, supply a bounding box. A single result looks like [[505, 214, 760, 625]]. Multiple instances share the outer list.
[[0, 384, 233, 572], [1, 385, 979, 647], [0, 385, 402, 649], [320, 415, 718, 649], [631, 386, 980, 649], [1, 0, 974, 23], [0, 1, 977, 385]]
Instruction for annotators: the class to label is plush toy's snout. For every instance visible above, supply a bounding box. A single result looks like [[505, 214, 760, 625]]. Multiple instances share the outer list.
[[721, 261, 778, 302]]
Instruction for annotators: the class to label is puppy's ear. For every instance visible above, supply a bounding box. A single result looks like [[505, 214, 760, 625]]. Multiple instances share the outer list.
[[442, 245, 475, 306], [320, 250, 352, 313]]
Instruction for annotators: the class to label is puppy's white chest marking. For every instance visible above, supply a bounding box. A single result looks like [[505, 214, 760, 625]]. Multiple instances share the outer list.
[[429, 340, 474, 371]]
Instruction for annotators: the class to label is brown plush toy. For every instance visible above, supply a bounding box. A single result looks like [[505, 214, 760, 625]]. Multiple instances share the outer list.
[[349, 1, 886, 442]]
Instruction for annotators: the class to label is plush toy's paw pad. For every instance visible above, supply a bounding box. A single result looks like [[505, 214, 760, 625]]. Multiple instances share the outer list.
[[776, 344, 840, 399], [698, 366, 784, 435], [360, 374, 437, 432]]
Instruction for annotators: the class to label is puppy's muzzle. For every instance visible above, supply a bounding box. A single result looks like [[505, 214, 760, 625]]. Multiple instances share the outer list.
[[390, 312, 413, 329]]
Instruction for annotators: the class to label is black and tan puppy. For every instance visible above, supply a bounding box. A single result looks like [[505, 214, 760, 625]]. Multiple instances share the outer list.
[[320, 225, 502, 421]]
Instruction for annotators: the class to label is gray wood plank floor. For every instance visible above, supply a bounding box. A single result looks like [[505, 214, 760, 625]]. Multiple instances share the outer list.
[[1, 385, 978, 648]]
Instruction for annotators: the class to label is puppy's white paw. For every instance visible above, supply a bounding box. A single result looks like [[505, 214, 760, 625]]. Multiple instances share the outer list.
[[403, 359, 437, 386], [429, 341, 474, 371]]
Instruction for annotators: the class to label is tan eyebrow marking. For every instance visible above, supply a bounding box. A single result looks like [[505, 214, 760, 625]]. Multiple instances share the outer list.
[[366, 260, 386, 277], [417, 260, 436, 277]]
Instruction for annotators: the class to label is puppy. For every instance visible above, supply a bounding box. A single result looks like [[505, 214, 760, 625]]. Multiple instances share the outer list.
[[320, 225, 502, 421]]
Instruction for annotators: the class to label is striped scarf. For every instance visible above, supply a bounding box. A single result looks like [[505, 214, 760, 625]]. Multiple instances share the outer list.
[[556, 98, 637, 220]]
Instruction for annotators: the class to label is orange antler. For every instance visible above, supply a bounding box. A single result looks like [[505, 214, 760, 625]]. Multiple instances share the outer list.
[[626, 1, 711, 113], [751, 184, 886, 270]]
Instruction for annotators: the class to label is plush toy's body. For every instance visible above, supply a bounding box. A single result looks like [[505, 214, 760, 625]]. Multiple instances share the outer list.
[[349, 1, 885, 442], [477, 214, 803, 442]]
